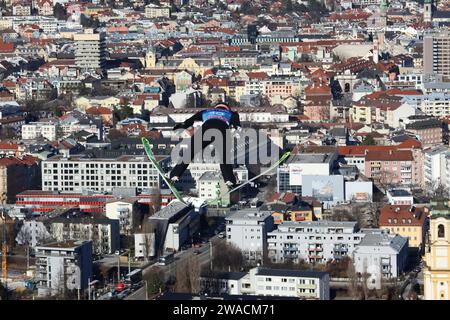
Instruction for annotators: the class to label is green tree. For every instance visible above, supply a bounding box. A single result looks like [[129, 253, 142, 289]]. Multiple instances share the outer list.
[[53, 3, 68, 20], [361, 135, 376, 145], [113, 104, 134, 121]]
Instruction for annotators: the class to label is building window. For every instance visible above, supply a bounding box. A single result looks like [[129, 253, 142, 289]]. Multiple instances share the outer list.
[[438, 224, 445, 238]]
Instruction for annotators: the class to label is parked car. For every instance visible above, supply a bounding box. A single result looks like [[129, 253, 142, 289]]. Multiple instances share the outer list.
[[117, 288, 131, 299]]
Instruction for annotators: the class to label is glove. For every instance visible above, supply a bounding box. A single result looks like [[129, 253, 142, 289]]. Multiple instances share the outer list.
[[231, 126, 242, 140], [173, 123, 183, 131]]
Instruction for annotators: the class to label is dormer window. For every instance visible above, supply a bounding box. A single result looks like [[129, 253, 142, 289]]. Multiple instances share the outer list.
[[388, 218, 392, 223], [402, 219, 406, 224], [408, 219, 411, 224], [393, 219, 397, 223]]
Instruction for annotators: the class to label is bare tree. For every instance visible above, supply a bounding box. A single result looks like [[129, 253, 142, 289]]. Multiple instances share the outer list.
[[212, 242, 244, 272], [174, 256, 201, 294]]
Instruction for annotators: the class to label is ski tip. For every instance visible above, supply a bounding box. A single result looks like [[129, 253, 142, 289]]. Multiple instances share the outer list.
[[141, 137, 149, 144]]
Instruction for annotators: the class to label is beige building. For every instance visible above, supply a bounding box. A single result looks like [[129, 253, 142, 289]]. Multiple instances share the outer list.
[[424, 31, 450, 80], [424, 202, 450, 300], [144, 4, 171, 19], [74, 29, 106, 71], [49, 215, 120, 255]]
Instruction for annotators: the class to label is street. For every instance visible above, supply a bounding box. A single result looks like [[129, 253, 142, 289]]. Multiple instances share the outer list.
[[126, 235, 224, 300]]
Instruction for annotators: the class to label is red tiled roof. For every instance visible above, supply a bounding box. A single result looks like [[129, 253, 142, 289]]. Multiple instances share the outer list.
[[365, 149, 413, 161], [86, 106, 112, 115], [379, 205, 427, 227], [0, 41, 14, 53], [0, 143, 18, 150], [247, 71, 269, 80]]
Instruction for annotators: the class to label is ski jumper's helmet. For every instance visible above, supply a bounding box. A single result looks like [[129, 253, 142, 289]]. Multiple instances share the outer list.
[[214, 103, 231, 111]]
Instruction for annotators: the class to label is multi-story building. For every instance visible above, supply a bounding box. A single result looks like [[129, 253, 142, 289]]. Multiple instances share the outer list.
[[36, 0, 54, 15], [379, 204, 428, 251], [0, 155, 41, 203], [267, 221, 364, 264], [262, 76, 302, 99], [105, 199, 148, 235], [423, 145, 448, 191], [277, 152, 337, 194], [21, 121, 58, 141], [144, 4, 171, 18], [197, 171, 237, 207], [424, 31, 450, 81], [424, 202, 450, 300], [48, 214, 120, 255], [16, 189, 173, 215], [201, 267, 330, 300], [148, 201, 204, 254], [405, 118, 442, 148], [220, 51, 258, 68], [74, 29, 106, 71], [353, 229, 408, 289], [41, 153, 164, 193], [12, 1, 31, 16], [225, 209, 275, 263], [35, 240, 93, 297], [364, 149, 418, 188]]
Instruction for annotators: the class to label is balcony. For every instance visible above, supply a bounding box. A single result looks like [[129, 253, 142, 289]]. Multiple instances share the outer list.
[[297, 283, 316, 290]]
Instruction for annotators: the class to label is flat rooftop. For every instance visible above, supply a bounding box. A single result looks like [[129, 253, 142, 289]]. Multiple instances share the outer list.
[[150, 201, 190, 220], [277, 220, 358, 228], [388, 189, 412, 197], [288, 153, 334, 164], [36, 240, 90, 250], [226, 209, 273, 221]]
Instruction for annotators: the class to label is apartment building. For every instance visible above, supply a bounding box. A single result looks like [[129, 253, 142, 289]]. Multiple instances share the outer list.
[[144, 4, 171, 19], [22, 121, 57, 141], [353, 229, 409, 289], [379, 204, 428, 250], [41, 153, 163, 193], [12, 2, 31, 16], [105, 199, 148, 235], [220, 51, 258, 68], [74, 29, 106, 71], [405, 118, 442, 147], [262, 77, 302, 99], [48, 215, 120, 255], [245, 72, 269, 95], [423, 145, 448, 191], [0, 155, 41, 203], [197, 171, 236, 207], [201, 267, 330, 300], [267, 221, 364, 264], [364, 149, 418, 188], [424, 31, 450, 80], [35, 240, 93, 297], [225, 209, 275, 263], [36, 0, 54, 16]]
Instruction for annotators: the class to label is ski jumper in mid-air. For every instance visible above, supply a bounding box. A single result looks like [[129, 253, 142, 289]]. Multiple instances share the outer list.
[[169, 103, 241, 188]]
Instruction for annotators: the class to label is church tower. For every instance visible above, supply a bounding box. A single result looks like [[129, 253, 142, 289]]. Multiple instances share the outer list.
[[424, 202, 450, 300], [424, 0, 433, 23], [379, 0, 388, 27], [145, 47, 157, 69]]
